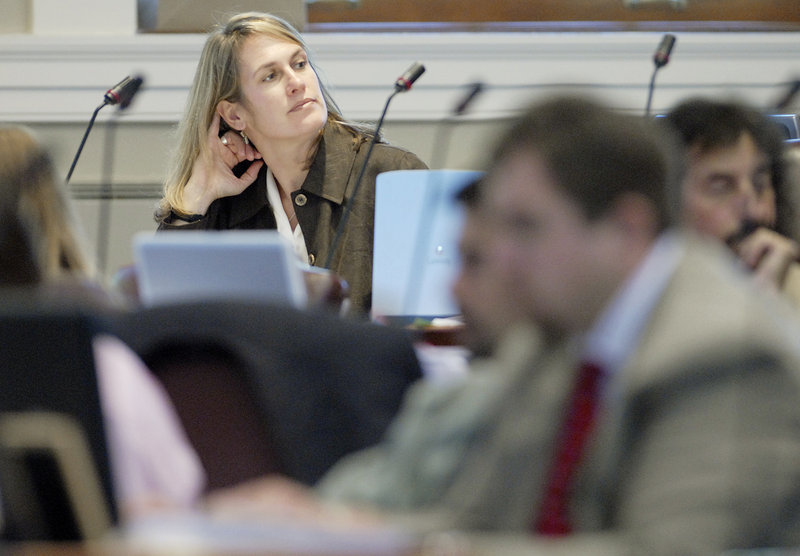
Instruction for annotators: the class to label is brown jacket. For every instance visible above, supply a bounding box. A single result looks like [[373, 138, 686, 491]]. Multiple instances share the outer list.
[[159, 123, 427, 315]]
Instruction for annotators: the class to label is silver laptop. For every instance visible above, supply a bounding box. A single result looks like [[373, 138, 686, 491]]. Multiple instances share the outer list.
[[371, 169, 483, 322], [133, 230, 307, 308]]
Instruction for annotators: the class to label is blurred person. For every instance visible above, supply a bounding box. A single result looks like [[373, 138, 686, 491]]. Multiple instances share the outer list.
[[0, 125, 205, 520], [155, 12, 426, 315], [450, 177, 522, 358], [205, 96, 800, 555], [663, 97, 800, 301], [414, 177, 525, 383], [0, 126, 93, 283]]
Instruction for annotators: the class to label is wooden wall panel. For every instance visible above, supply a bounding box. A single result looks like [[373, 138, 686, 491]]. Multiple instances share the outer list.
[[308, 0, 800, 26]]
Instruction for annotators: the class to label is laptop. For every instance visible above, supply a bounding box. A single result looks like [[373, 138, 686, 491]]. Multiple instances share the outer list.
[[133, 230, 308, 308], [371, 169, 483, 323]]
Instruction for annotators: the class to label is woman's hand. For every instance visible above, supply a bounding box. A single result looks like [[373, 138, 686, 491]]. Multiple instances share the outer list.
[[180, 116, 264, 215]]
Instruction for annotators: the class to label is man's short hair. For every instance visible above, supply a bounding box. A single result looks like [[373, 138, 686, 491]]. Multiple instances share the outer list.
[[455, 177, 483, 209], [489, 95, 684, 232], [663, 97, 791, 236]]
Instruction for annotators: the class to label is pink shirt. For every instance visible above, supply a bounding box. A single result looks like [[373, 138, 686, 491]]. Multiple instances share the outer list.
[[92, 334, 206, 518]]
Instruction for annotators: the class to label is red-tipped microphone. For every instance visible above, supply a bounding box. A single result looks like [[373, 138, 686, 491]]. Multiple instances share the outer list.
[[394, 62, 426, 92], [103, 75, 144, 109], [325, 62, 426, 270], [653, 34, 676, 69], [645, 34, 677, 117], [67, 74, 145, 183]]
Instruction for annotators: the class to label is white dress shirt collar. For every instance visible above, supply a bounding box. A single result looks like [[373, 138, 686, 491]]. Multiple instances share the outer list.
[[581, 231, 684, 376], [266, 169, 310, 265]]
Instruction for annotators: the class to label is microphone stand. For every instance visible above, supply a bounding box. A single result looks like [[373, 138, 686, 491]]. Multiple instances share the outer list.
[[429, 82, 483, 170], [66, 102, 105, 184], [96, 111, 120, 279], [645, 34, 676, 118], [402, 83, 484, 317], [644, 68, 660, 118], [323, 82, 413, 270], [66, 76, 143, 184], [94, 77, 143, 278]]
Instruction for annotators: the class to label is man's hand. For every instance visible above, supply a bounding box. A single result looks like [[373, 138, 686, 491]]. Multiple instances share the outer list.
[[734, 227, 800, 291], [203, 475, 385, 528]]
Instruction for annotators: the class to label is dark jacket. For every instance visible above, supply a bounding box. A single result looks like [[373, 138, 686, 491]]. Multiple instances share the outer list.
[[159, 123, 427, 315]]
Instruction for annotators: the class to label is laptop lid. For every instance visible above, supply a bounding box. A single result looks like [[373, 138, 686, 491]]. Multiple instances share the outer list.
[[371, 169, 483, 322], [133, 230, 308, 308]]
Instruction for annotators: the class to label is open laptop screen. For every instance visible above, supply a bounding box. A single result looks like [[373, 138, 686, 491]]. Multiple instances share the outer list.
[[371, 169, 483, 322], [134, 230, 308, 308]]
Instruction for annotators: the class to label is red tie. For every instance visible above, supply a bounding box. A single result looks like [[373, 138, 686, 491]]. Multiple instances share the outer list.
[[533, 360, 605, 536]]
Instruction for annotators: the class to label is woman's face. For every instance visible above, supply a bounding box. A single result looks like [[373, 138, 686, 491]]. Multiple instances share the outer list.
[[226, 34, 328, 147]]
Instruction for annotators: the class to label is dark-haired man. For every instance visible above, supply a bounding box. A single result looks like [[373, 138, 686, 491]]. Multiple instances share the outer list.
[[664, 97, 800, 302]]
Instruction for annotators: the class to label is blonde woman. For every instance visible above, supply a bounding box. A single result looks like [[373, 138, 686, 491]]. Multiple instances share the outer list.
[[156, 12, 427, 315], [0, 125, 92, 282]]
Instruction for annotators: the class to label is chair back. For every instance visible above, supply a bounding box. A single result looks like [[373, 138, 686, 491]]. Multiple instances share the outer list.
[[112, 300, 423, 486], [140, 341, 283, 491], [0, 298, 116, 540]]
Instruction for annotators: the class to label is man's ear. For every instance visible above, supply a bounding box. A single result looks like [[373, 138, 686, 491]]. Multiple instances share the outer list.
[[610, 193, 660, 239], [217, 100, 243, 132]]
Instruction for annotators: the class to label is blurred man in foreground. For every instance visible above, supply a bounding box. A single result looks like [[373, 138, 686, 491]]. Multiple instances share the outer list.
[[450, 177, 523, 358]]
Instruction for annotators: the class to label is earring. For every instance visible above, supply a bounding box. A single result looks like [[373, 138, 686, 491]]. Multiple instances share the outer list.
[[240, 130, 249, 146]]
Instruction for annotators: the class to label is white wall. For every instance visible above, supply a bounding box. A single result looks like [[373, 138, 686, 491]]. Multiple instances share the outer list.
[[1, 30, 799, 279]]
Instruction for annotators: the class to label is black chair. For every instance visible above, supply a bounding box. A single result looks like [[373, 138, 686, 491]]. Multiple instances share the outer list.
[[0, 297, 117, 540], [111, 301, 423, 488]]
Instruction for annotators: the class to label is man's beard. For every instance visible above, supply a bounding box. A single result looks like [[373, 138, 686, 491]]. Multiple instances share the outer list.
[[724, 219, 774, 250]]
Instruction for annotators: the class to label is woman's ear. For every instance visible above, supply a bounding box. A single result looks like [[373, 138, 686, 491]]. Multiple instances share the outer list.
[[217, 100, 243, 132]]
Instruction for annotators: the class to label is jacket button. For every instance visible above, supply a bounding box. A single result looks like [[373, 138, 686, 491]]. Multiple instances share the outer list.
[[308, 253, 316, 265], [295, 193, 307, 207]]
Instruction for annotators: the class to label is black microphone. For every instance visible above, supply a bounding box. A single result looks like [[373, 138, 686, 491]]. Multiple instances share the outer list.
[[653, 34, 676, 69], [430, 81, 485, 169], [645, 34, 677, 117], [394, 62, 426, 92], [104, 75, 144, 109], [773, 79, 800, 111], [324, 63, 426, 270], [66, 75, 145, 183], [453, 82, 484, 117]]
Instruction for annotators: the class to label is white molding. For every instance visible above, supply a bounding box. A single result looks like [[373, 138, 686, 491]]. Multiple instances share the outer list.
[[1, 31, 799, 123]]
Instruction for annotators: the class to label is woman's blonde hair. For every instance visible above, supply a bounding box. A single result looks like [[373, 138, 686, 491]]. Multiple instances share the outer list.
[[0, 126, 93, 280], [156, 11, 369, 221]]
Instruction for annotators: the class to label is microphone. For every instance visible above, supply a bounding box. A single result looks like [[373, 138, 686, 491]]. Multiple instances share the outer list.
[[66, 74, 145, 183], [453, 82, 484, 117], [324, 63, 425, 270], [645, 34, 677, 117], [394, 62, 426, 92], [653, 34, 676, 69], [103, 75, 144, 109], [430, 81, 485, 170], [773, 79, 800, 111]]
